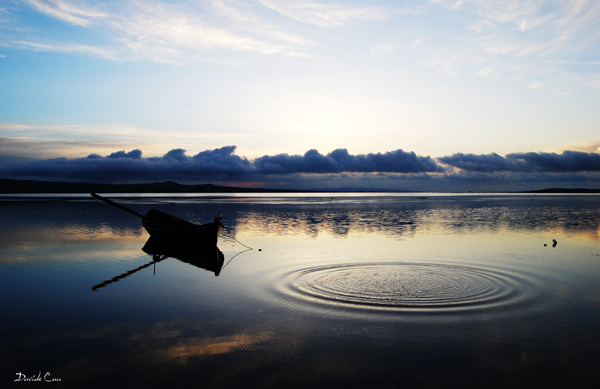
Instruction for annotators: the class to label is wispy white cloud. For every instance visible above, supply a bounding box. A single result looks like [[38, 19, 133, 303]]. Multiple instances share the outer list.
[[551, 87, 573, 96], [22, 0, 107, 27], [111, 1, 311, 60], [257, 0, 391, 27], [474, 65, 494, 79], [370, 42, 394, 56], [8, 0, 315, 62], [5, 0, 600, 93], [480, 0, 599, 59], [13, 40, 118, 59], [7, 1, 418, 63], [210, 0, 312, 46], [411, 39, 423, 48], [526, 82, 545, 89], [422, 46, 486, 77], [422, 0, 600, 92], [588, 77, 600, 93]]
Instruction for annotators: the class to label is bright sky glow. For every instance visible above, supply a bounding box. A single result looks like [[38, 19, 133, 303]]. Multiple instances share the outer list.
[[1, 0, 599, 190]]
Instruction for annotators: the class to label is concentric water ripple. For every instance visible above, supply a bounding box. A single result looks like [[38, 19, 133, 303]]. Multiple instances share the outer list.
[[274, 262, 540, 313]]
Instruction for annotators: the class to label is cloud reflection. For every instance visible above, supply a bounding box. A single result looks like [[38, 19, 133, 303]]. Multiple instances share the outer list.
[[226, 197, 600, 240], [18, 320, 276, 385], [159, 333, 273, 363], [1, 195, 598, 265]]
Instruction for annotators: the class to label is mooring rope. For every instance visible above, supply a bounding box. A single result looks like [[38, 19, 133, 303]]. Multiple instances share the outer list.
[[222, 224, 254, 250], [221, 248, 252, 271]]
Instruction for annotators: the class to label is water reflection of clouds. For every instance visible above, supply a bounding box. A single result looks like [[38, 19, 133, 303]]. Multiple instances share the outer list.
[[1, 224, 144, 249], [8, 279, 595, 387], [0, 201, 146, 251], [159, 333, 274, 363], [2, 196, 599, 264], [30, 320, 275, 375], [230, 204, 599, 241], [233, 210, 418, 239], [0, 227, 145, 263], [3, 195, 600, 388]]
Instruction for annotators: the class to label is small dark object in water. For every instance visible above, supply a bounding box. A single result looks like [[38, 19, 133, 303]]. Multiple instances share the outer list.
[[544, 244, 547, 247], [259, 249, 262, 251], [552, 239, 557, 248]]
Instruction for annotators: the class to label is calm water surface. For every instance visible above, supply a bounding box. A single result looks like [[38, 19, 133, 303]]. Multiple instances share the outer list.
[[1, 193, 600, 388]]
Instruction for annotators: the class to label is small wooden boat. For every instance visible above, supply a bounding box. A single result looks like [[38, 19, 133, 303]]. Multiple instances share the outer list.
[[141, 208, 223, 246], [91, 193, 223, 246]]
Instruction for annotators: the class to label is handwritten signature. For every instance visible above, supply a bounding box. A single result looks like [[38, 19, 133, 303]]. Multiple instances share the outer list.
[[14, 372, 61, 382]]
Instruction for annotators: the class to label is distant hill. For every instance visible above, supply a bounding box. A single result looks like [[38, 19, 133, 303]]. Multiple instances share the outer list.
[[2, 178, 599, 194], [0, 178, 307, 194], [527, 188, 600, 193]]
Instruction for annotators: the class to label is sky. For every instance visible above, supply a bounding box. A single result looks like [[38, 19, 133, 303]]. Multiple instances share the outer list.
[[1, 0, 599, 191]]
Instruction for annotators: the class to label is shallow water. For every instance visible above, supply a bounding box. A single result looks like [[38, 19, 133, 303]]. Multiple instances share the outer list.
[[1, 193, 600, 388]]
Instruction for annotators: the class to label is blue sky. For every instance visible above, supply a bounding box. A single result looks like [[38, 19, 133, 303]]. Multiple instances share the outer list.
[[1, 0, 599, 191]]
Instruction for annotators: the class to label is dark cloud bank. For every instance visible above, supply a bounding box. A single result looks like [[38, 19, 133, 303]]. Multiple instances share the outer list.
[[439, 151, 600, 173], [1, 146, 599, 191]]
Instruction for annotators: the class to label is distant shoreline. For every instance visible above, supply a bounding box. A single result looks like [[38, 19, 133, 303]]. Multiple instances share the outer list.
[[1, 178, 599, 194], [0, 178, 310, 194], [524, 188, 600, 194]]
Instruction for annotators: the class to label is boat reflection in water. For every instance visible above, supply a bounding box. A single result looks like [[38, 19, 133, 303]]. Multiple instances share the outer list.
[[90, 192, 226, 291], [142, 235, 225, 276], [92, 238, 225, 291]]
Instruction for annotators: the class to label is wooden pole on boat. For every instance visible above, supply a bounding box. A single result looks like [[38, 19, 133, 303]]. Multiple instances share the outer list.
[[91, 193, 145, 219]]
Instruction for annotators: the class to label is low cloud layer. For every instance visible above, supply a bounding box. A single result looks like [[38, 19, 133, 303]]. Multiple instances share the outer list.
[[10, 146, 253, 183], [254, 148, 445, 174], [0, 146, 443, 183], [1, 146, 599, 191], [439, 151, 600, 173]]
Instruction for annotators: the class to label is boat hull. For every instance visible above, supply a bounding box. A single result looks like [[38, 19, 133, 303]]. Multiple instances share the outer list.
[[141, 209, 223, 246]]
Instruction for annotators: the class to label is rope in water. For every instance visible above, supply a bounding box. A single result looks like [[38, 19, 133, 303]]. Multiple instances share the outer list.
[[222, 224, 254, 250], [221, 248, 252, 271]]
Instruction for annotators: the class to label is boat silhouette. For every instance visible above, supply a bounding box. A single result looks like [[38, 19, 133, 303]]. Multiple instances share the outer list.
[[91, 193, 223, 246]]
